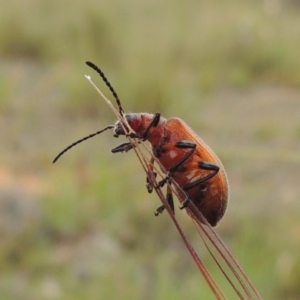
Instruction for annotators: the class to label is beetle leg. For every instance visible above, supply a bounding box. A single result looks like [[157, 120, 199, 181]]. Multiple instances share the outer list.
[[154, 183, 174, 216], [146, 157, 157, 193], [146, 172, 157, 193], [154, 204, 165, 216], [142, 113, 161, 140], [158, 140, 196, 188], [111, 142, 135, 153], [184, 161, 219, 190], [126, 133, 141, 139], [174, 140, 197, 149], [180, 161, 219, 209]]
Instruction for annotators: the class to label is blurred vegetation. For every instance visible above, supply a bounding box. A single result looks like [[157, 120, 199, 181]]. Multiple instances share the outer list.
[[1, 0, 300, 299]]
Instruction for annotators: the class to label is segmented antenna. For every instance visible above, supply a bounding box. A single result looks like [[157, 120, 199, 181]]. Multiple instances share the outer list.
[[86, 61, 124, 116], [53, 125, 114, 163]]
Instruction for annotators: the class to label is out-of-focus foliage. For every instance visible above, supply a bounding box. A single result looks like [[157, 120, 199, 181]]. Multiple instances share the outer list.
[[1, 0, 300, 299]]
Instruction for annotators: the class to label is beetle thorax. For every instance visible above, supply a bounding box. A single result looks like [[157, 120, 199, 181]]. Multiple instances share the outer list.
[[126, 113, 154, 135], [114, 113, 163, 136]]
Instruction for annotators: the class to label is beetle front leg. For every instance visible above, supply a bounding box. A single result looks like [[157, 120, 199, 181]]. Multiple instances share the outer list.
[[111, 142, 135, 153], [142, 113, 161, 140]]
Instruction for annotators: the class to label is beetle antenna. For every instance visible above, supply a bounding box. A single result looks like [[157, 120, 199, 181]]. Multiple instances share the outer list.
[[86, 61, 124, 116], [53, 125, 114, 163]]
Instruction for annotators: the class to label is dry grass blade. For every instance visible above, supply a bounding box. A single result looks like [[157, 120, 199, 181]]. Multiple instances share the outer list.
[[168, 177, 263, 300]]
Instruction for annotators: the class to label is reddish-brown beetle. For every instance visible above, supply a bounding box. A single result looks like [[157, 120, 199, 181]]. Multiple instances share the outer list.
[[53, 61, 229, 226]]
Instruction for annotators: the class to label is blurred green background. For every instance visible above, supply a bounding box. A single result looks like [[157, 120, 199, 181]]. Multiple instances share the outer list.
[[1, 0, 300, 299]]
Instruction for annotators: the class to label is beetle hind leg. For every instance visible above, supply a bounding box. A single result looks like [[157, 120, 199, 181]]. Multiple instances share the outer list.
[[179, 160, 219, 209]]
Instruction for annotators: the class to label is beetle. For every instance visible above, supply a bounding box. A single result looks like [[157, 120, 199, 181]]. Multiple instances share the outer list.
[[53, 61, 229, 227]]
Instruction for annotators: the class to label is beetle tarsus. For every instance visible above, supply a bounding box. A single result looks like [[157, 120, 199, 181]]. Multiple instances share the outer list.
[[154, 205, 165, 216], [154, 191, 174, 216], [180, 198, 190, 209], [158, 177, 169, 188]]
